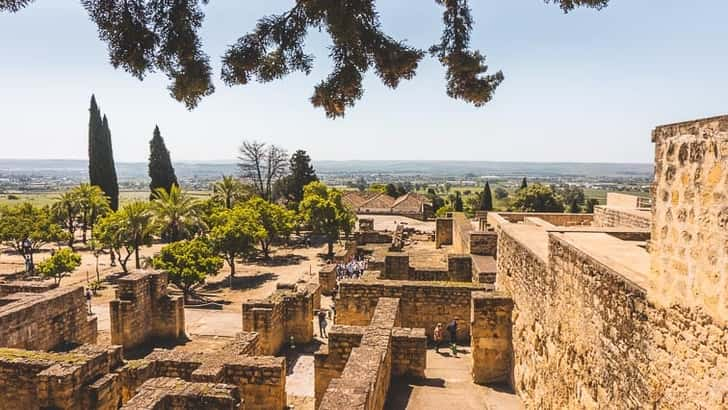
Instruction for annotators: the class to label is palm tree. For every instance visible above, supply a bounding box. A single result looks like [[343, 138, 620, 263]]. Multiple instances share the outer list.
[[151, 185, 204, 242], [52, 191, 80, 248], [120, 201, 155, 269], [73, 183, 110, 243], [212, 175, 249, 209]]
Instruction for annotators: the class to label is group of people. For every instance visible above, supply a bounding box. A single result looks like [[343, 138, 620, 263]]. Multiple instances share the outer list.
[[335, 257, 368, 281], [433, 318, 459, 356]]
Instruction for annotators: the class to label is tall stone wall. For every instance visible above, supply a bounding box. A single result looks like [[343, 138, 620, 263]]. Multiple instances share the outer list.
[[651, 115, 728, 323], [469, 231, 497, 256], [470, 291, 513, 385], [0, 286, 97, 351], [336, 277, 489, 342], [497, 226, 728, 408], [110, 271, 185, 350], [492, 212, 593, 226]]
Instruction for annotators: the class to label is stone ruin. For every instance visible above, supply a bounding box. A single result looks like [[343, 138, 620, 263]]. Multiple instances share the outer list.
[[1, 114, 727, 409], [110, 271, 185, 350]]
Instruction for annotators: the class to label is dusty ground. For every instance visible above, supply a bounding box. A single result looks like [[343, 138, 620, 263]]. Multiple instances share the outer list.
[[387, 347, 523, 410], [362, 214, 436, 233]]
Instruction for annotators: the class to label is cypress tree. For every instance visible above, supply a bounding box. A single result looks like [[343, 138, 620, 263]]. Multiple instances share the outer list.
[[480, 182, 493, 211], [148, 125, 178, 198], [88, 96, 119, 211], [520, 177, 528, 190]]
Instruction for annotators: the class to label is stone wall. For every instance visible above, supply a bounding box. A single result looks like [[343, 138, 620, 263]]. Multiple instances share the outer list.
[[435, 218, 453, 248], [336, 277, 489, 342], [110, 271, 185, 350], [0, 344, 123, 410], [469, 231, 497, 256], [651, 115, 728, 323], [470, 291, 513, 385], [497, 225, 728, 408], [242, 283, 317, 355], [318, 264, 337, 295], [381, 253, 474, 283], [491, 212, 593, 227], [605, 192, 650, 209], [0, 280, 57, 297], [120, 378, 240, 410], [0, 286, 97, 351], [593, 205, 651, 229]]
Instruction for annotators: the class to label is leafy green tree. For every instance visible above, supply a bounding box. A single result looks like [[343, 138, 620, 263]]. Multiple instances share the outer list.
[[299, 182, 356, 257], [480, 182, 493, 211], [37, 248, 81, 285], [510, 184, 565, 213], [568, 198, 581, 213], [88, 95, 119, 210], [520, 177, 528, 190], [73, 183, 110, 243], [0, 203, 69, 256], [95, 201, 155, 272], [245, 197, 295, 259], [369, 183, 387, 194], [153, 238, 223, 302], [212, 175, 250, 209], [436, 204, 454, 218], [52, 191, 81, 248], [148, 125, 179, 198], [151, 185, 204, 242], [275, 150, 318, 205], [385, 183, 398, 197], [557, 185, 586, 212], [494, 186, 509, 200], [5, 1, 608, 113], [209, 206, 266, 276], [585, 198, 600, 213]]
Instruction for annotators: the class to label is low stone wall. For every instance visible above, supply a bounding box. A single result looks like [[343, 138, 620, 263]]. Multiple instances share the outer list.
[[492, 212, 593, 227], [497, 225, 728, 408], [0, 286, 97, 351], [315, 298, 426, 409], [110, 271, 185, 350], [0, 280, 58, 297], [435, 218, 453, 248], [593, 205, 651, 229], [336, 277, 489, 342], [381, 253, 474, 283], [469, 231, 497, 256], [120, 377, 240, 410], [0, 344, 123, 410], [242, 283, 317, 355]]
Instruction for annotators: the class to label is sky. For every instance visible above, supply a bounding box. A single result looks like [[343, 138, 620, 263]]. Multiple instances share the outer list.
[[0, 1, 726, 163]]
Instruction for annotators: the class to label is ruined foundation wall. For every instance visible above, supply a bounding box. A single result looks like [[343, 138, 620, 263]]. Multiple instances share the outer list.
[[651, 115, 728, 323], [336, 279, 486, 342], [493, 212, 593, 226], [243, 284, 316, 355], [0, 286, 97, 351], [435, 218, 453, 248], [110, 272, 185, 350], [498, 227, 728, 408], [470, 291, 513, 385]]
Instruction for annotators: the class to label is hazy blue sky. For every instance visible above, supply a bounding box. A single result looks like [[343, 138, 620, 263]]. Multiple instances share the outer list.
[[1, 1, 726, 163]]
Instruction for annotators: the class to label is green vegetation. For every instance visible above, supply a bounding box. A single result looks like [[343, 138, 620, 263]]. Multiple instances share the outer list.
[[148, 125, 178, 198], [37, 248, 82, 285], [88, 95, 119, 210], [510, 184, 565, 213], [209, 206, 265, 277], [151, 185, 204, 242], [299, 181, 356, 257], [153, 238, 223, 301]]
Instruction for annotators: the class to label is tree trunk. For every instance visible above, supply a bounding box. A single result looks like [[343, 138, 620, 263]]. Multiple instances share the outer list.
[[134, 246, 140, 269], [82, 211, 88, 243], [327, 241, 334, 258], [229, 255, 236, 277], [261, 240, 270, 259]]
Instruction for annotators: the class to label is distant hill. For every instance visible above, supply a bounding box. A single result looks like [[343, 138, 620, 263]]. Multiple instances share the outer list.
[[0, 159, 652, 181]]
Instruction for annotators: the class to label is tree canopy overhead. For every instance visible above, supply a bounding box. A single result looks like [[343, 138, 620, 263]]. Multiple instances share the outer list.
[[2, 1, 608, 115]]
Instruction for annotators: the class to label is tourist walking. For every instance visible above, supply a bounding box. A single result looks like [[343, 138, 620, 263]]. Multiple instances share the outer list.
[[318, 310, 328, 338], [433, 323, 444, 353], [446, 318, 458, 356]]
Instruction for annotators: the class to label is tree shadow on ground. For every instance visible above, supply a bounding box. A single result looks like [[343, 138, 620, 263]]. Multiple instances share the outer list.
[[256, 253, 309, 267], [204, 272, 280, 291], [122, 336, 192, 360], [385, 376, 446, 410]]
